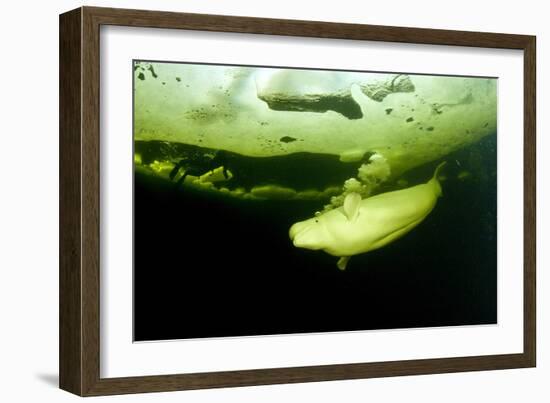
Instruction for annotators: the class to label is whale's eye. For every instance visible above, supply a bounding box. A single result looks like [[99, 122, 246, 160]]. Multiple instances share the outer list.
[[315, 219, 319, 223]]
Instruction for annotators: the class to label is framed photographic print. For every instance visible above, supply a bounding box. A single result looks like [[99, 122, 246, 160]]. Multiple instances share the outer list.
[[59, 6, 536, 396]]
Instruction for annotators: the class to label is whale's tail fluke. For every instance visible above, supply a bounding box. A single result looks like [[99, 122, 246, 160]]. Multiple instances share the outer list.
[[430, 161, 446, 197], [433, 161, 447, 180]]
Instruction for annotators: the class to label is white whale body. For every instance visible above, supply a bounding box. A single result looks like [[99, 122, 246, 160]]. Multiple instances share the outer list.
[[289, 162, 446, 270]]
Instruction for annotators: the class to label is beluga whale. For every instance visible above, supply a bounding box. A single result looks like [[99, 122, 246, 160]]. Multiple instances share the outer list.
[[289, 162, 446, 270]]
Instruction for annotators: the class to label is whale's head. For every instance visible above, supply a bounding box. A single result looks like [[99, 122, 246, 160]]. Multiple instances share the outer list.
[[289, 216, 330, 251]]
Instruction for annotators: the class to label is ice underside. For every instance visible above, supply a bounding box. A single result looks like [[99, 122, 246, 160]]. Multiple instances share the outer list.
[[134, 63, 496, 196]]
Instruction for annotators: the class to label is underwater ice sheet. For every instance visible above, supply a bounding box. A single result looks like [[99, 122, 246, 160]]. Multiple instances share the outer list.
[[133, 61, 497, 341], [134, 62, 496, 179]]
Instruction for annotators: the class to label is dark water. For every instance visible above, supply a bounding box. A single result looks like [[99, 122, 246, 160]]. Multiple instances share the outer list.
[[134, 135, 497, 341]]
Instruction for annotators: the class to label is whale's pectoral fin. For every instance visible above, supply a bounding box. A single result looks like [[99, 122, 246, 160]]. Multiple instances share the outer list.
[[337, 256, 351, 271], [343, 192, 361, 221]]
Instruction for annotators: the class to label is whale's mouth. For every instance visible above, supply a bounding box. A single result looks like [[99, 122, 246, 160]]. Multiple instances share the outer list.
[[289, 222, 309, 243], [135, 140, 374, 201], [289, 223, 322, 250]]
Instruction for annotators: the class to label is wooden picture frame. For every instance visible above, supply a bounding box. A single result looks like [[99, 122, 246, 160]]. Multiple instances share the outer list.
[[59, 6, 536, 396]]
